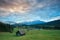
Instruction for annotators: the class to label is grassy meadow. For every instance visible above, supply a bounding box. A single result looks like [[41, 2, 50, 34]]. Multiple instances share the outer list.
[[0, 28, 60, 40]]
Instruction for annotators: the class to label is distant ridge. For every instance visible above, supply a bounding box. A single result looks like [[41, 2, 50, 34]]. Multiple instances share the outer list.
[[22, 20, 45, 25], [45, 19, 60, 26]]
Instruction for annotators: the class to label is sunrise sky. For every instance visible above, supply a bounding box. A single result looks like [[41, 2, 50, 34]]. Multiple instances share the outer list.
[[0, 0, 60, 23]]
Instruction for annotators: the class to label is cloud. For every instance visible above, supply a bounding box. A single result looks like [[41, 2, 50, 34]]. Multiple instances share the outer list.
[[0, 0, 50, 11], [0, 0, 60, 22], [0, 0, 31, 13], [0, 0, 46, 17]]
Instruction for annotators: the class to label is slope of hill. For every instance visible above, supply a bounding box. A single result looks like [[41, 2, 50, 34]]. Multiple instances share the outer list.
[[46, 20, 60, 26]]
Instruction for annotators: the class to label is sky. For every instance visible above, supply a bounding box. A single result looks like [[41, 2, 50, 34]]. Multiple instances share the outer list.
[[0, 0, 60, 23]]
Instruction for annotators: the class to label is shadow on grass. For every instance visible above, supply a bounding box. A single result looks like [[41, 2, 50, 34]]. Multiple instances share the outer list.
[[12, 34, 26, 37]]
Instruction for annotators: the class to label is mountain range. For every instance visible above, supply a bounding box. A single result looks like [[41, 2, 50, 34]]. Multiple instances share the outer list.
[[22, 20, 45, 25], [0, 19, 60, 26]]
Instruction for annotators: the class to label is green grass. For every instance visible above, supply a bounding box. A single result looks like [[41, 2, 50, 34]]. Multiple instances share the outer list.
[[0, 28, 60, 40]]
